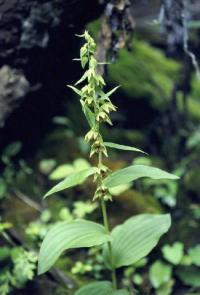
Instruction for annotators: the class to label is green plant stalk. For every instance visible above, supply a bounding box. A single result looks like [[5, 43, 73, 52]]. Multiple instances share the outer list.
[[98, 152, 117, 289]]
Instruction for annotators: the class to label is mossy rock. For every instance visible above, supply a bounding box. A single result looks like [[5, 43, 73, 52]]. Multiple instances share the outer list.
[[108, 40, 180, 109]]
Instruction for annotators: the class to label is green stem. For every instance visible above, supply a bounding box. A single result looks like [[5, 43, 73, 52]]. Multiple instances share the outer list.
[[101, 198, 117, 289], [98, 153, 117, 290]]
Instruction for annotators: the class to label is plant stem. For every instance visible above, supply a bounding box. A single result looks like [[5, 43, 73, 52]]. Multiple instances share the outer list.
[[98, 153, 117, 290], [101, 198, 117, 289]]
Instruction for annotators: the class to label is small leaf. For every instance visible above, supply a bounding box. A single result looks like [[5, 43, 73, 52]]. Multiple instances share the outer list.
[[106, 86, 120, 97], [104, 214, 171, 269], [104, 142, 146, 154], [149, 260, 172, 288], [67, 85, 82, 96], [82, 105, 96, 128], [38, 220, 110, 274], [75, 281, 129, 295], [44, 168, 96, 198], [103, 165, 179, 188], [162, 242, 184, 265], [75, 70, 89, 85]]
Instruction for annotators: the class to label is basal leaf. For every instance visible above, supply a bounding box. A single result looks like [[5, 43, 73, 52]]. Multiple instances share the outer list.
[[38, 220, 110, 274], [104, 214, 171, 269], [75, 281, 129, 295], [44, 168, 96, 198], [104, 142, 146, 154], [103, 165, 179, 188]]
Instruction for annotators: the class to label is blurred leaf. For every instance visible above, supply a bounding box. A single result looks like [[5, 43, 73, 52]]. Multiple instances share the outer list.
[[157, 280, 174, 295], [103, 165, 179, 188], [38, 220, 110, 274], [39, 159, 56, 175], [73, 158, 91, 171], [49, 158, 91, 180], [162, 242, 184, 265], [104, 214, 171, 269], [177, 266, 200, 287], [0, 178, 7, 199], [109, 183, 131, 196], [132, 157, 152, 166], [149, 260, 172, 288], [0, 247, 10, 261], [188, 245, 200, 266], [49, 164, 74, 180], [73, 201, 97, 218], [2, 142, 22, 159]]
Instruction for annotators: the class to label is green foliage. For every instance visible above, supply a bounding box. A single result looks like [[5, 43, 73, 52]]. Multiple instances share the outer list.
[[149, 260, 172, 289], [108, 40, 180, 109], [38, 31, 179, 294], [188, 245, 200, 266], [104, 214, 171, 269], [162, 242, 184, 265], [176, 266, 200, 287], [49, 158, 91, 180], [38, 219, 110, 274], [0, 247, 37, 295]]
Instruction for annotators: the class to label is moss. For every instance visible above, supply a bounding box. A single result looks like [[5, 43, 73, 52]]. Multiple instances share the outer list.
[[108, 40, 180, 109]]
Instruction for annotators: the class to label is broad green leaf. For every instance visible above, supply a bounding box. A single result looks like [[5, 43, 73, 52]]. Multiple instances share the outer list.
[[162, 242, 184, 265], [44, 168, 96, 198], [188, 245, 200, 266], [104, 142, 146, 154], [149, 260, 172, 288], [75, 281, 129, 295], [38, 220, 110, 274], [104, 214, 171, 269], [103, 165, 179, 188], [82, 105, 96, 128]]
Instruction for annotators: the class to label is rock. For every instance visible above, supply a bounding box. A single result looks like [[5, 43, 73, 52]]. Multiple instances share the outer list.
[[0, 65, 30, 127]]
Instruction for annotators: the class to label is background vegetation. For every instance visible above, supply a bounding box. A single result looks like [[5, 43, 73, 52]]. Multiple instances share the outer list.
[[0, 1, 200, 294]]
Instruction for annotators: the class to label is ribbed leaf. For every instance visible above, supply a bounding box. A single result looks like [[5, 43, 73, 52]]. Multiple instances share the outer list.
[[104, 214, 171, 269], [82, 105, 96, 128], [75, 281, 129, 295], [38, 220, 110, 274], [44, 168, 96, 198], [103, 165, 179, 188], [104, 142, 146, 154]]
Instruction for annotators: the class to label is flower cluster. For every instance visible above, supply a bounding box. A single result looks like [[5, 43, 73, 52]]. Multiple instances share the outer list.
[[68, 31, 117, 159]]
